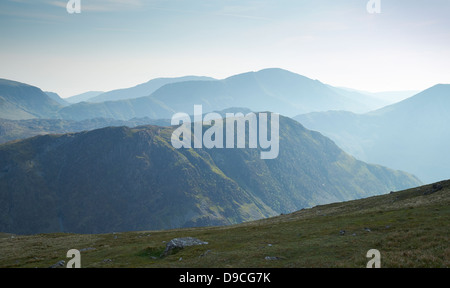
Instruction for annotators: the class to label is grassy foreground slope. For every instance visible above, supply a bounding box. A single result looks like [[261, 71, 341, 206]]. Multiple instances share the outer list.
[[1, 180, 448, 268]]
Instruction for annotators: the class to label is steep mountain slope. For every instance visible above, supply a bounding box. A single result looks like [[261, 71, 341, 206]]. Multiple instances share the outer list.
[[0, 114, 421, 235], [57, 69, 381, 121], [45, 92, 69, 107], [88, 76, 216, 103], [294, 84, 450, 183], [0, 79, 62, 120]]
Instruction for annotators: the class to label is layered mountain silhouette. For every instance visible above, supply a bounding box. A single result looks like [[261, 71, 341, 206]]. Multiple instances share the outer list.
[[87, 76, 216, 103], [0, 115, 421, 234], [57, 69, 384, 121], [1, 70, 446, 235], [295, 84, 450, 184], [0, 69, 395, 122], [64, 91, 104, 104]]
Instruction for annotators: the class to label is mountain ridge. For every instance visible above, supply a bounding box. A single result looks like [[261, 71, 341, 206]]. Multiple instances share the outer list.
[[0, 79, 62, 120], [1, 70, 445, 122], [294, 84, 450, 183], [55, 68, 389, 121], [0, 114, 421, 234], [87, 76, 217, 103]]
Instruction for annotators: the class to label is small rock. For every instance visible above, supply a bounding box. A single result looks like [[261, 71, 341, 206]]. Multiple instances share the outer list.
[[265, 256, 281, 261], [364, 228, 371, 232], [80, 247, 96, 252], [49, 260, 65, 268], [339, 230, 346, 236], [162, 237, 208, 256], [102, 259, 112, 263], [200, 250, 212, 257], [424, 183, 443, 195]]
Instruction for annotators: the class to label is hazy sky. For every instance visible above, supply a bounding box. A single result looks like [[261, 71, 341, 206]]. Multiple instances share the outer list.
[[1, 0, 449, 98]]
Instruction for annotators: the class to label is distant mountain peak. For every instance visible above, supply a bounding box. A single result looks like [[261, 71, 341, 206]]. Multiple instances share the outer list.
[[423, 83, 450, 93]]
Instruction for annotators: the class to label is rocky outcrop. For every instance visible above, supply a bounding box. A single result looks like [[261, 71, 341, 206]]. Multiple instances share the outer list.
[[162, 237, 208, 256]]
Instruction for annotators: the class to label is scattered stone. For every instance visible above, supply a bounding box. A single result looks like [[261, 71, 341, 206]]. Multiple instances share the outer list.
[[162, 237, 208, 256], [102, 259, 112, 263], [200, 250, 212, 257], [339, 230, 346, 236], [49, 260, 65, 268], [352, 233, 357, 236], [424, 183, 443, 195], [364, 228, 371, 232], [80, 247, 96, 252], [265, 256, 281, 261], [267, 244, 272, 247], [179, 257, 183, 261]]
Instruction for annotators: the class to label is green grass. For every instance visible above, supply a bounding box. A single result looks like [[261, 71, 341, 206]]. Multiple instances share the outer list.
[[1, 181, 448, 268]]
